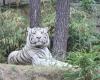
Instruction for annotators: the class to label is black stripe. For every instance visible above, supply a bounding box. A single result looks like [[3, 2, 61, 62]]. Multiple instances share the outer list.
[[25, 51, 32, 59], [20, 52, 27, 64], [37, 51, 45, 58], [29, 34, 34, 44], [23, 50, 32, 63], [16, 53, 22, 64], [14, 55, 18, 64], [22, 52, 31, 63], [22, 50, 31, 63], [32, 58, 36, 65], [10, 56, 18, 64], [10, 57, 14, 63]]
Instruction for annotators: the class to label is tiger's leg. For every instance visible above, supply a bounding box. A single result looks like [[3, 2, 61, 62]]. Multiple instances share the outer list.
[[42, 59, 72, 68], [40, 48, 73, 68], [50, 59, 72, 68], [32, 55, 72, 68]]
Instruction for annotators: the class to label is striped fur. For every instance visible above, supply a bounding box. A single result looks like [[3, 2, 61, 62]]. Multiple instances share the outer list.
[[8, 48, 32, 65], [8, 27, 72, 68]]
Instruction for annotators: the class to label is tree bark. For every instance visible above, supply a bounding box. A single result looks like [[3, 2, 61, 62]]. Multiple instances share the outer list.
[[29, 0, 41, 28], [3, 0, 5, 6], [52, 0, 70, 61]]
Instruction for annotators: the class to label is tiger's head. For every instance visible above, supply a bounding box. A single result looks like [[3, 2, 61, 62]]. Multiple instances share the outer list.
[[26, 27, 50, 48]]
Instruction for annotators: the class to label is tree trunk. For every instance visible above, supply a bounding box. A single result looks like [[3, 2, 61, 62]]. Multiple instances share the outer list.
[[52, 0, 70, 61], [29, 0, 41, 28], [3, 0, 5, 6]]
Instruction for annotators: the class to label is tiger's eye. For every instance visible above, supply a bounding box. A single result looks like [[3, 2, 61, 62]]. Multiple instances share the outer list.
[[44, 37, 46, 39], [32, 32, 36, 34], [41, 32, 44, 34]]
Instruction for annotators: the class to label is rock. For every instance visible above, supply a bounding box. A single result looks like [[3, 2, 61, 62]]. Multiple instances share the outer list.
[[0, 64, 68, 80]]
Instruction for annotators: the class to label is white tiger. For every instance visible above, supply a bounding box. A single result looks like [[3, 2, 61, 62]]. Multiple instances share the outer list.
[[8, 27, 72, 68]]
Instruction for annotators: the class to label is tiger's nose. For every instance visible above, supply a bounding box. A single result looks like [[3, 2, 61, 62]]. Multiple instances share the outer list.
[[36, 37, 41, 39]]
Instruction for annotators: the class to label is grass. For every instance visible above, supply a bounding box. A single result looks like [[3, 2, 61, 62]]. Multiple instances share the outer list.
[[71, 3, 100, 26]]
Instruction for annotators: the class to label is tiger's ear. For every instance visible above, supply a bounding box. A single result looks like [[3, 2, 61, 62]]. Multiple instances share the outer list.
[[45, 27, 49, 32], [27, 27, 33, 35], [27, 27, 31, 32]]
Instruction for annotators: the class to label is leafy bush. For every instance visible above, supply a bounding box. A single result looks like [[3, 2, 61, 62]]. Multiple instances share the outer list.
[[64, 51, 100, 80], [67, 8, 98, 52], [0, 9, 29, 62], [80, 0, 96, 13], [65, 4, 100, 80], [67, 51, 100, 65]]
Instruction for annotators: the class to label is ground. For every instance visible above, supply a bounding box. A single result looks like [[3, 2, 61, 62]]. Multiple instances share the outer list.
[[0, 64, 67, 80]]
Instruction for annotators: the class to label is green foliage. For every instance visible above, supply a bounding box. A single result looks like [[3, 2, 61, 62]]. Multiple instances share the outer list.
[[65, 4, 100, 80], [68, 8, 98, 52], [67, 51, 100, 65], [80, 0, 96, 13], [50, 0, 56, 7], [65, 52, 100, 80], [0, 9, 28, 62]]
